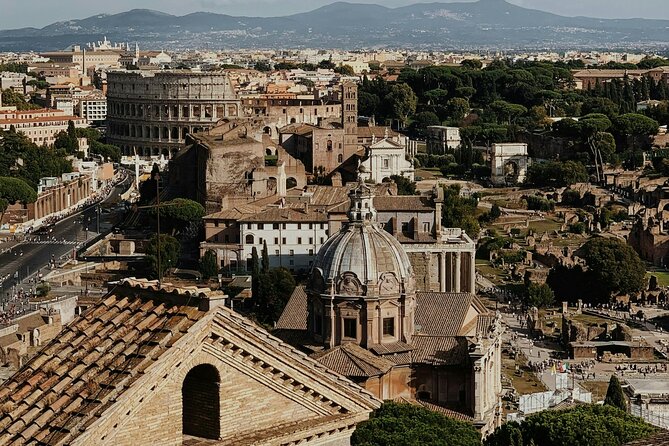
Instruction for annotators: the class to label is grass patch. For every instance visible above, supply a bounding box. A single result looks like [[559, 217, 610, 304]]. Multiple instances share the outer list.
[[502, 350, 548, 395], [580, 381, 609, 402], [528, 218, 563, 235], [647, 270, 669, 287]]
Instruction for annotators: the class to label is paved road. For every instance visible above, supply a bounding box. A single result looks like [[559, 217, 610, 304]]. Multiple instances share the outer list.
[[0, 176, 131, 309]]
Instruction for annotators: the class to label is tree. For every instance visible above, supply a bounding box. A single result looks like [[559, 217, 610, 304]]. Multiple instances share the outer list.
[[352, 401, 481, 446], [578, 237, 646, 301], [442, 185, 480, 236], [318, 59, 336, 70], [261, 241, 270, 273], [409, 111, 440, 138], [1, 89, 38, 110], [199, 249, 219, 280], [613, 113, 659, 151], [0, 177, 37, 223], [485, 405, 656, 446], [385, 83, 417, 129], [335, 64, 355, 76], [254, 268, 296, 325], [253, 61, 272, 72], [604, 375, 627, 412], [581, 97, 619, 118], [145, 234, 181, 279], [155, 198, 205, 235], [359, 91, 381, 117], [445, 97, 470, 122], [526, 161, 588, 188], [390, 175, 417, 195], [525, 283, 554, 309]]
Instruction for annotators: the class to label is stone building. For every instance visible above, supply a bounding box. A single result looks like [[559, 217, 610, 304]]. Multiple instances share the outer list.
[[0, 278, 380, 445], [0, 108, 87, 146], [276, 177, 503, 434], [426, 126, 461, 154], [169, 121, 307, 213], [490, 143, 530, 186], [106, 70, 242, 158], [360, 136, 415, 183]]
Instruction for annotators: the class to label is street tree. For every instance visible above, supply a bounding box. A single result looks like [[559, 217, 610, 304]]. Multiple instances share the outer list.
[[155, 198, 205, 235], [0, 176, 37, 223], [524, 283, 555, 309], [145, 234, 180, 279]]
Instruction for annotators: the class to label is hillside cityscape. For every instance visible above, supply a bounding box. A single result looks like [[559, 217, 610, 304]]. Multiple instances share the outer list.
[[0, 0, 669, 445]]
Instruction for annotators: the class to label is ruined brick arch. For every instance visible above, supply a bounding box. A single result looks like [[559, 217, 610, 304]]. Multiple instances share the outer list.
[[182, 363, 221, 439]]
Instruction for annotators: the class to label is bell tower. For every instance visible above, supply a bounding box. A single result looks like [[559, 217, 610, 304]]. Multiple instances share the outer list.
[[341, 82, 358, 161]]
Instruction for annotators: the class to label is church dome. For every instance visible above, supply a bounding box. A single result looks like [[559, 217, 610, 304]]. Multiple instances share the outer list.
[[310, 177, 414, 296]]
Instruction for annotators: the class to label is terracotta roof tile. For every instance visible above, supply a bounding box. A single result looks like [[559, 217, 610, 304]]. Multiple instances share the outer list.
[[416, 292, 474, 336], [276, 286, 308, 331], [312, 343, 394, 378], [411, 335, 470, 366]]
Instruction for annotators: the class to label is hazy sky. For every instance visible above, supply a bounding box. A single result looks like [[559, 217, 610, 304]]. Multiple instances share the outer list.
[[1, 0, 668, 29]]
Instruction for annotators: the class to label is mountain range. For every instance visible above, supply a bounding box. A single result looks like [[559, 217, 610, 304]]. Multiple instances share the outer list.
[[1, 0, 668, 52]]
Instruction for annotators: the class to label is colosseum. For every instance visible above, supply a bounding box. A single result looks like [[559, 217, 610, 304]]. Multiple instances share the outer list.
[[106, 70, 243, 158]]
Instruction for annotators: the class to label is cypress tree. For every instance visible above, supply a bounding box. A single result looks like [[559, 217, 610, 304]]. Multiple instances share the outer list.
[[604, 375, 627, 412]]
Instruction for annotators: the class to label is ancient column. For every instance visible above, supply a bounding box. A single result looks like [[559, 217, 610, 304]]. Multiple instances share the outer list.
[[470, 251, 476, 293], [440, 252, 446, 293], [454, 252, 461, 293]]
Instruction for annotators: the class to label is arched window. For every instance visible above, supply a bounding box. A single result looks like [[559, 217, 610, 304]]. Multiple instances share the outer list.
[[182, 364, 220, 439], [245, 234, 254, 244], [337, 154, 343, 163], [326, 140, 333, 151]]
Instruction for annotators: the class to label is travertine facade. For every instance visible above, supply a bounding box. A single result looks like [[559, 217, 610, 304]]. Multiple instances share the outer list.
[[107, 70, 242, 158]]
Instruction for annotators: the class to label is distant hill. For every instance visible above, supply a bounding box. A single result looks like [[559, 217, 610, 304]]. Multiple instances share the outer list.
[[1, 0, 668, 51]]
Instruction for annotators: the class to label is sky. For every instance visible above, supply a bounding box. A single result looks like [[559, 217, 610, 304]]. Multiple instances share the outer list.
[[0, 0, 668, 29]]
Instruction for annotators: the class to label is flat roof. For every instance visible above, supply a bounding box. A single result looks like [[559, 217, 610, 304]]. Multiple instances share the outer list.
[[627, 379, 669, 396]]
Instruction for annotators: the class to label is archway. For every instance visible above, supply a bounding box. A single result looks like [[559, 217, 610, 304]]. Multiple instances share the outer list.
[[182, 364, 220, 439], [504, 160, 520, 184], [286, 177, 298, 190]]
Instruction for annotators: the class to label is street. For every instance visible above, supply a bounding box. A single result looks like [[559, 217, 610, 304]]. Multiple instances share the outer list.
[[0, 173, 131, 319]]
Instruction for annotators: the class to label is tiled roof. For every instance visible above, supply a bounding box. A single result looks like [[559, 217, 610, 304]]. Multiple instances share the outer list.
[[313, 343, 395, 378], [239, 206, 328, 223], [415, 399, 475, 422], [374, 196, 434, 212], [357, 127, 399, 139], [369, 342, 413, 355], [411, 336, 470, 366], [276, 286, 308, 331], [0, 280, 209, 445], [416, 292, 474, 336], [0, 278, 380, 445]]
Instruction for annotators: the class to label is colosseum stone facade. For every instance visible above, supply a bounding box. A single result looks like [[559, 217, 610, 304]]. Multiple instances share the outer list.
[[106, 70, 243, 158]]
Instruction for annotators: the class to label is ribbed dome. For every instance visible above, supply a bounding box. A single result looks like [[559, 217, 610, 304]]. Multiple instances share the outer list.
[[314, 221, 413, 287]]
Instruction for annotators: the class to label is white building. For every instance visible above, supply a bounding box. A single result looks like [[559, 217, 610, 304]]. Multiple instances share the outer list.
[[0, 108, 87, 146], [361, 137, 415, 183], [238, 206, 329, 273], [426, 126, 461, 154], [77, 95, 107, 123]]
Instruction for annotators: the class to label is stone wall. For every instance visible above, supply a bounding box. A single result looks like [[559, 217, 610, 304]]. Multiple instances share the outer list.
[[408, 252, 433, 293]]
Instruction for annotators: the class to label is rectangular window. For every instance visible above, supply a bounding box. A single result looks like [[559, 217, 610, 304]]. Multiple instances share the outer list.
[[282, 223, 287, 230], [320, 237, 324, 244], [309, 237, 313, 244], [273, 223, 279, 230], [297, 237, 302, 244], [320, 223, 325, 230], [297, 223, 302, 230], [309, 249, 314, 256], [224, 235, 229, 243], [275, 250, 279, 255], [383, 318, 395, 337], [274, 237, 279, 245], [247, 223, 252, 229], [309, 223, 313, 229], [344, 318, 357, 339], [383, 158, 389, 169], [282, 237, 287, 244], [258, 223, 264, 230], [289, 259, 294, 265], [289, 249, 294, 256]]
